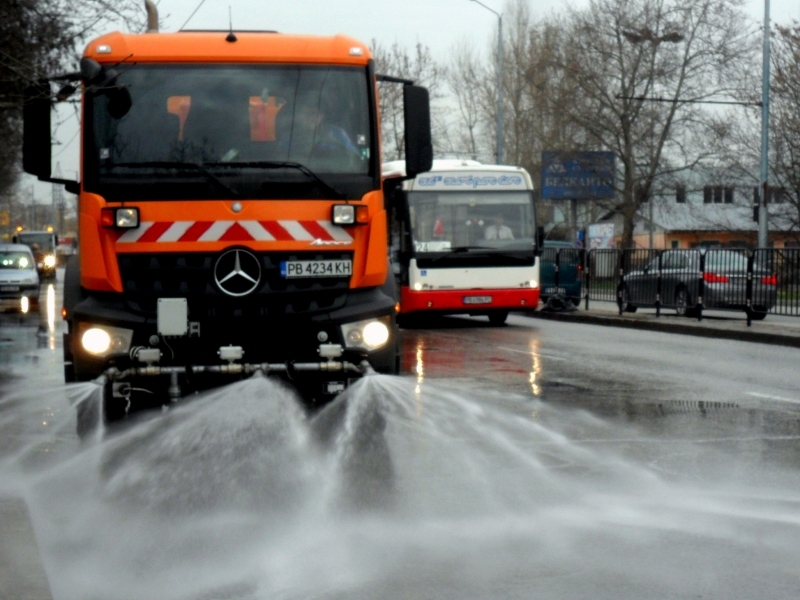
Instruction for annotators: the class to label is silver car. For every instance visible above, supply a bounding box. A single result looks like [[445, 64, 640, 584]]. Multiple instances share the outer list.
[[0, 244, 40, 312], [622, 249, 777, 319]]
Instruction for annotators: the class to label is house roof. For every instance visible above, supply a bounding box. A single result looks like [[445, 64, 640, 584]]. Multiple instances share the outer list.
[[636, 198, 796, 234]]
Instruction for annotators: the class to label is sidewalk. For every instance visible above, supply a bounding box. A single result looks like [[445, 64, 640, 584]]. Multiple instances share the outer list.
[[526, 300, 800, 349]]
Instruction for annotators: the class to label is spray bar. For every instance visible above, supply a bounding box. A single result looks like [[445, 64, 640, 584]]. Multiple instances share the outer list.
[[104, 359, 370, 381]]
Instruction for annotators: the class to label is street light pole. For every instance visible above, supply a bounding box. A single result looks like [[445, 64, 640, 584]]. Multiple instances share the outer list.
[[470, 0, 504, 164], [758, 0, 770, 249]]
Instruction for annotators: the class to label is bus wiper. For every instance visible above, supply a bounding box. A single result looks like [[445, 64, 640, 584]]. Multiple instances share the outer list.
[[422, 246, 479, 263], [109, 161, 241, 197], [423, 246, 533, 263], [204, 161, 347, 199]]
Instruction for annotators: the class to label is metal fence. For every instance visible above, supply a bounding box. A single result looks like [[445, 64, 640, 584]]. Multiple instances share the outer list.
[[540, 247, 800, 325]]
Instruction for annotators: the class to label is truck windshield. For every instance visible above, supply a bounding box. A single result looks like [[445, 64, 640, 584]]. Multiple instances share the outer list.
[[408, 191, 535, 253], [17, 234, 55, 251], [86, 65, 374, 200]]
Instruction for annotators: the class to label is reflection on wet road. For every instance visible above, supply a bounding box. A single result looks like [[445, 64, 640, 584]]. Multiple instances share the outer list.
[[1, 293, 799, 600]]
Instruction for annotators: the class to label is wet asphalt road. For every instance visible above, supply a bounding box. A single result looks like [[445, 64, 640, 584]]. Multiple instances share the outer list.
[[1, 276, 800, 599], [402, 312, 800, 478]]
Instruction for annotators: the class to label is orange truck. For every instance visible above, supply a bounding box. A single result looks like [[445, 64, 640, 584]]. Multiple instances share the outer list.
[[23, 1, 432, 422]]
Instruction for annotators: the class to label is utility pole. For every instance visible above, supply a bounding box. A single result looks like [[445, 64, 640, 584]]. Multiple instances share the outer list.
[[52, 162, 65, 233], [758, 0, 771, 249]]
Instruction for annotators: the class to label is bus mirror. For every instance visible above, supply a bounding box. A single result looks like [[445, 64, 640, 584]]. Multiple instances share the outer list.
[[403, 85, 433, 179], [22, 83, 52, 179], [535, 225, 545, 256]]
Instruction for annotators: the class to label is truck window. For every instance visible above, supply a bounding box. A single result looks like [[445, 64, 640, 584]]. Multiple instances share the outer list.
[[17, 233, 56, 251]]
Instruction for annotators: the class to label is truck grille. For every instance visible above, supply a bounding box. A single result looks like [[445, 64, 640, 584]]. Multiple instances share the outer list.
[[118, 252, 351, 317]]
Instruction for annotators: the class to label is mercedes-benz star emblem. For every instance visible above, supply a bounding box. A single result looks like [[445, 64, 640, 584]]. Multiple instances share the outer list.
[[214, 249, 262, 297]]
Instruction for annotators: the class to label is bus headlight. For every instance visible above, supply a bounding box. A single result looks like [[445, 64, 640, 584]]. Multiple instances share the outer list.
[[341, 317, 391, 351], [530, 279, 538, 288], [79, 324, 134, 356], [43, 254, 57, 268]]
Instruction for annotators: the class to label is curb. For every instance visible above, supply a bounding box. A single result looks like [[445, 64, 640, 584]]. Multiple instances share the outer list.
[[523, 310, 800, 349]]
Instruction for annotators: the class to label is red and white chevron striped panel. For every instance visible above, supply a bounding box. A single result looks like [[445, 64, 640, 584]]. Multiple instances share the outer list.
[[116, 220, 353, 244]]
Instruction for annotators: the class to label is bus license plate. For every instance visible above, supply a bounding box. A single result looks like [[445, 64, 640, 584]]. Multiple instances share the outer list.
[[463, 295, 492, 305], [544, 286, 566, 295], [280, 260, 352, 278]]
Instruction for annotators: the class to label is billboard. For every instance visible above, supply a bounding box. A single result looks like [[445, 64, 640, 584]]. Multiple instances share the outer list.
[[588, 222, 616, 249], [541, 151, 616, 199]]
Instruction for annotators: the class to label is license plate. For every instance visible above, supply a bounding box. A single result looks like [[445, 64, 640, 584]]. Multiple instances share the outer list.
[[463, 295, 492, 305], [544, 287, 566, 295], [280, 260, 352, 278], [0, 286, 19, 292]]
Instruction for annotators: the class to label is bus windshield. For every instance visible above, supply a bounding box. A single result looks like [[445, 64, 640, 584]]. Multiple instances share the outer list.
[[407, 191, 534, 253]]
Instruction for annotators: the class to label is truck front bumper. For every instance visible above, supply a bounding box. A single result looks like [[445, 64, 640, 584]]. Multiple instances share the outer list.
[[66, 287, 399, 392]]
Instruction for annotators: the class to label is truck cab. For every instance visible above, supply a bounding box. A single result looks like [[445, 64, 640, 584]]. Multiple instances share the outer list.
[[13, 230, 58, 281], [23, 6, 432, 421]]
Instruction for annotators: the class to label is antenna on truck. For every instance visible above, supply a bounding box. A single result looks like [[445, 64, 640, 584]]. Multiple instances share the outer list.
[[226, 6, 238, 42], [144, 0, 159, 33]]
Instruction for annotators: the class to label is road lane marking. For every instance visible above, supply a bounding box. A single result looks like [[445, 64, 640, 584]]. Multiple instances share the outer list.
[[746, 392, 800, 405], [497, 346, 568, 360]]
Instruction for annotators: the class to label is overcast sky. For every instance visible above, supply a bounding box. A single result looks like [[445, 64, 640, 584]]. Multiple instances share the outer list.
[[27, 0, 800, 202], [162, 0, 800, 60]]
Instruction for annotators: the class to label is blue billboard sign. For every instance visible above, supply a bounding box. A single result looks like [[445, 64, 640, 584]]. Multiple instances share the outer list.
[[541, 151, 616, 199]]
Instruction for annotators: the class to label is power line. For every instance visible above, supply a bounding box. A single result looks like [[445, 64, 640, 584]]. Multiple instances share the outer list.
[[180, 0, 209, 31], [615, 94, 761, 107]]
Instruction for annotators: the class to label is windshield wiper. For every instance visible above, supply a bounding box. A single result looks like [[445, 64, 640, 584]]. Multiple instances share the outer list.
[[204, 161, 347, 199], [108, 161, 241, 197], [421, 246, 533, 263]]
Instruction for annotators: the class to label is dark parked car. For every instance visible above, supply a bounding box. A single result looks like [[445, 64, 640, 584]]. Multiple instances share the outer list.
[[540, 241, 582, 306], [622, 249, 777, 319]]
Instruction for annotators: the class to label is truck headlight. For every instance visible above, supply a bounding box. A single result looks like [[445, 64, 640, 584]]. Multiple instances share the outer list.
[[44, 254, 56, 268], [79, 324, 134, 356], [341, 317, 391, 351], [101, 207, 140, 229], [331, 204, 369, 225]]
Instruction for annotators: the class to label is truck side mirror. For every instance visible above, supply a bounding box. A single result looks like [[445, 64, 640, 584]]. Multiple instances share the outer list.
[[403, 85, 433, 179], [23, 83, 52, 180]]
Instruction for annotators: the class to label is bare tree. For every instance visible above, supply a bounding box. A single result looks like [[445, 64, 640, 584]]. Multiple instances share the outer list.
[[447, 41, 489, 160], [497, 1, 589, 180], [0, 0, 147, 199], [371, 41, 447, 162], [559, 0, 756, 247], [770, 21, 800, 240]]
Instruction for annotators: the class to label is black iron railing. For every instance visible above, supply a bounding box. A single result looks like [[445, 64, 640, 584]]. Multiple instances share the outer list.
[[539, 247, 800, 325]]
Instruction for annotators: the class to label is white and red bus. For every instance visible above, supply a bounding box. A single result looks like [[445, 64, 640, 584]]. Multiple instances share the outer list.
[[384, 160, 542, 325]]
